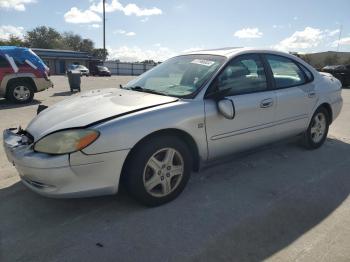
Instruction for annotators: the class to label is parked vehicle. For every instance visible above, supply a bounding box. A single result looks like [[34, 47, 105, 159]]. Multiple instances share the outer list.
[[321, 65, 350, 87], [3, 48, 343, 206], [0, 46, 53, 103], [67, 64, 90, 76], [92, 65, 111, 76]]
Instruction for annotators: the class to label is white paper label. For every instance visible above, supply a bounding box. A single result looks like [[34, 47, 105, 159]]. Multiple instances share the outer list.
[[190, 59, 215, 67]]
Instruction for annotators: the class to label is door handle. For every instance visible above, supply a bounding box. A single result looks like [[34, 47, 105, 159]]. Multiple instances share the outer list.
[[308, 91, 316, 98], [260, 98, 273, 108]]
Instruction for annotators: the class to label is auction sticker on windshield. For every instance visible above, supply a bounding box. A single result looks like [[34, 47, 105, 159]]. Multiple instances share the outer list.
[[190, 59, 215, 67]]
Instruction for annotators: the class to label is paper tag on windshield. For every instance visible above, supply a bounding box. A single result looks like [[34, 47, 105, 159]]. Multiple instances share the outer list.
[[190, 59, 215, 67]]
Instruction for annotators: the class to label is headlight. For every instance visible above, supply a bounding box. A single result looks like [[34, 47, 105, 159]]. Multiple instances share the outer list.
[[34, 129, 99, 155]]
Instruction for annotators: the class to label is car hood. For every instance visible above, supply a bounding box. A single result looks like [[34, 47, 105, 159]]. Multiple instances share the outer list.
[[26, 88, 178, 140]]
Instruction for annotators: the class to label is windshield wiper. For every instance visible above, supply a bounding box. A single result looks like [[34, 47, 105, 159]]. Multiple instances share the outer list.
[[129, 86, 166, 96]]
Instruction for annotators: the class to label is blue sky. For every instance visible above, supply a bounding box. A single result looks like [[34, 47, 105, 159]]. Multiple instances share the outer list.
[[1, 0, 350, 61]]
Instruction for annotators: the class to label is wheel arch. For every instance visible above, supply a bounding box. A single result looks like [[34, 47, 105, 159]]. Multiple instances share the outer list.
[[318, 102, 333, 124], [121, 128, 201, 182], [6, 77, 37, 94]]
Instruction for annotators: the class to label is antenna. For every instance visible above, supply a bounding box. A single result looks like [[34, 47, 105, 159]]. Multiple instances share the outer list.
[[336, 24, 343, 52]]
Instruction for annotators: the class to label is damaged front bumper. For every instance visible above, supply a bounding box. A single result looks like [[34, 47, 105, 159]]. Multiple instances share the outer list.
[[3, 128, 129, 198]]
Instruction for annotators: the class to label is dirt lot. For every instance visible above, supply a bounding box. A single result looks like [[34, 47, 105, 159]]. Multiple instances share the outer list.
[[0, 76, 349, 262]]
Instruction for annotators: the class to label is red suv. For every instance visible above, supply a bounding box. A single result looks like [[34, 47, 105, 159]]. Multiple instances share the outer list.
[[0, 46, 53, 103]]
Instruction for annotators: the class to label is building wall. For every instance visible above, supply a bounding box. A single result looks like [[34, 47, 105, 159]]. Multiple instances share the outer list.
[[42, 58, 88, 75]]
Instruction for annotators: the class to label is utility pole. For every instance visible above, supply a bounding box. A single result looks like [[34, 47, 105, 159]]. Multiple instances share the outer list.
[[336, 24, 343, 53], [103, 0, 106, 61]]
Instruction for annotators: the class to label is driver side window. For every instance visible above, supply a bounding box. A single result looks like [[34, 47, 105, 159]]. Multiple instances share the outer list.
[[216, 54, 267, 96]]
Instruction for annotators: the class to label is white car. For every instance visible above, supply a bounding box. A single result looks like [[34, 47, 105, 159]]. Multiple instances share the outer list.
[[67, 64, 90, 76], [3, 48, 343, 206]]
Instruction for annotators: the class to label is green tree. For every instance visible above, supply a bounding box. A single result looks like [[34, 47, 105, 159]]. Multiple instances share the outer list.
[[79, 39, 94, 53], [92, 48, 108, 60], [62, 32, 83, 51], [0, 35, 27, 47], [141, 60, 156, 64], [25, 26, 63, 49]]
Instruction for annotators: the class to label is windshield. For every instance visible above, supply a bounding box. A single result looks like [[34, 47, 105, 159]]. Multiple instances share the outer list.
[[125, 54, 226, 97], [98, 66, 108, 70], [68, 64, 78, 69]]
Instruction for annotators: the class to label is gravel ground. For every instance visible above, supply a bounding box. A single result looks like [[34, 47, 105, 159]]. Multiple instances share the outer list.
[[0, 76, 349, 262]]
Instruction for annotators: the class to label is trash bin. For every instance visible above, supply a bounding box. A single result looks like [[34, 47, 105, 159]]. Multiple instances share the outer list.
[[67, 70, 81, 92]]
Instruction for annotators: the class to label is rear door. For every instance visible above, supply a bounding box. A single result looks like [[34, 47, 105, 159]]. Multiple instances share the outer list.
[[264, 54, 317, 138], [204, 54, 277, 159]]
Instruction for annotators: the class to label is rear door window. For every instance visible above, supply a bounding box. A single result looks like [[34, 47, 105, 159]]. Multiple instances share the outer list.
[[266, 54, 306, 88]]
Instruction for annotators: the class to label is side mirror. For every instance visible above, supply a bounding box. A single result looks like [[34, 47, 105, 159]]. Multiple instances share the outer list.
[[217, 98, 235, 119]]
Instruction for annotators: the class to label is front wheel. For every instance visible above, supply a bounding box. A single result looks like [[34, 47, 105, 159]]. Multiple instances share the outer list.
[[302, 107, 329, 149], [7, 80, 34, 104], [124, 136, 192, 206]]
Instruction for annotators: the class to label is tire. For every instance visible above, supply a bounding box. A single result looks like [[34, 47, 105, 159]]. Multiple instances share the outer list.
[[124, 135, 193, 206], [7, 80, 34, 104], [302, 107, 330, 149]]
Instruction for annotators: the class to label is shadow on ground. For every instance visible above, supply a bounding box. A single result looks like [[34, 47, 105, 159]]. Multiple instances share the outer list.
[[0, 99, 41, 110], [51, 91, 75, 97], [0, 138, 349, 262]]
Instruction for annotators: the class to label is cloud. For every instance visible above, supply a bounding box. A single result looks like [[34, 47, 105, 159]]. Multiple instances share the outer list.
[[0, 0, 36, 11], [90, 0, 122, 13], [114, 29, 136, 36], [108, 46, 176, 62], [0, 25, 24, 40], [125, 32, 136, 36], [274, 27, 324, 51], [234, 28, 263, 39], [332, 37, 350, 47], [91, 24, 100, 28], [181, 47, 205, 53], [140, 17, 149, 23], [64, 7, 102, 24], [327, 29, 340, 37], [90, 0, 162, 16], [107, 45, 212, 62], [273, 25, 284, 29]]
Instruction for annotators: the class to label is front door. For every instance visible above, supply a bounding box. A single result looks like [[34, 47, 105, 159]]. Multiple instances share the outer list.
[[204, 54, 276, 160]]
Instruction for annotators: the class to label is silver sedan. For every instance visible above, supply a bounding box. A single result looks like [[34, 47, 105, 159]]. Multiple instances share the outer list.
[[3, 48, 343, 206]]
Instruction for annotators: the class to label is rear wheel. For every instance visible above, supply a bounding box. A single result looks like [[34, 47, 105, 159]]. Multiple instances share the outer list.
[[7, 80, 34, 104], [302, 107, 329, 149], [124, 135, 192, 206]]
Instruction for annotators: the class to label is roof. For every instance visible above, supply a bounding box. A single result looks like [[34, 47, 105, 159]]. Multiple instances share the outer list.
[[184, 47, 320, 75], [184, 47, 289, 58], [0, 46, 48, 73], [31, 48, 97, 60]]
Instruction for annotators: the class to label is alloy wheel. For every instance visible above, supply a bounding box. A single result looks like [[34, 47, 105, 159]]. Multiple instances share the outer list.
[[310, 112, 327, 143], [143, 148, 184, 198]]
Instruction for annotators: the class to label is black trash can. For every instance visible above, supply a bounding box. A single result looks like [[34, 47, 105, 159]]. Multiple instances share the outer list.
[[67, 70, 81, 92]]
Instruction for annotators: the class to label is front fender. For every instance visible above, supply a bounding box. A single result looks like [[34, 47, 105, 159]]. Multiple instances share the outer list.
[[83, 100, 208, 161]]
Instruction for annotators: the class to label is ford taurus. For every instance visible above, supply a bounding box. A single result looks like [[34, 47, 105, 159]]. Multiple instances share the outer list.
[[3, 48, 343, 206]]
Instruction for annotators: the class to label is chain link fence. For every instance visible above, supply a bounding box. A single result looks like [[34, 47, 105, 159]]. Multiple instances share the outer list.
[[103, 61, 158, 76]]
